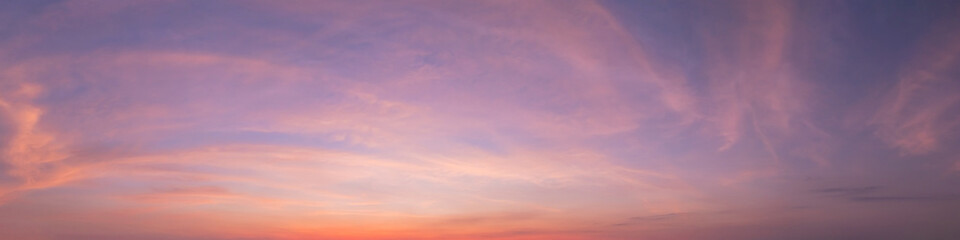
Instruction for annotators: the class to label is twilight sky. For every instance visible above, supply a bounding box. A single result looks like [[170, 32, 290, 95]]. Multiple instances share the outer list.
[[1, 0, 960, 239]]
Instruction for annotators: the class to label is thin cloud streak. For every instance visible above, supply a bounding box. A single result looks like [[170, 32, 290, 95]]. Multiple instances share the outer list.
[[871, 12, 960, 155], [0, 0, 959, 239]]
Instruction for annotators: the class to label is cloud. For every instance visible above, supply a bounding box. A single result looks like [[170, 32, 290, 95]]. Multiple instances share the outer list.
[[1, 1, 960, 239], [871, 11, 960, 155], [849, 195, 960, 203], [697, 1, 802, 152], [0, 82, 78, 203], [813, 185, 960, 204], [123, 186, 239, 204], [814, 186, 882, 196], [619, 213, 684, 225]]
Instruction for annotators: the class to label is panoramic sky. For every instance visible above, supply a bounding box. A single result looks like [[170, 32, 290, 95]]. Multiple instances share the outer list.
[[1, 0, 960, 239]]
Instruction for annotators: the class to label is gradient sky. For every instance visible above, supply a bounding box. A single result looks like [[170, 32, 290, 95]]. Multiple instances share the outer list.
[[1, 0, 960, 239]]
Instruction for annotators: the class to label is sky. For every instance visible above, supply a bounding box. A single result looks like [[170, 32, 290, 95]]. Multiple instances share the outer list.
[[1, 0, 959, 239]]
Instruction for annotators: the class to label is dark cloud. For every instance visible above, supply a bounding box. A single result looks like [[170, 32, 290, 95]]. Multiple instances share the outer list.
[[850, 195, 960, 203], [814, 186, 882, 196], [815, 186, 960, 203]]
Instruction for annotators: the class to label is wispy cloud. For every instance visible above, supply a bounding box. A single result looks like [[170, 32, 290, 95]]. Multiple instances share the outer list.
[[0, 82, 78, 202], [1, 0, 960, 239], [871, 10, 960, 155]]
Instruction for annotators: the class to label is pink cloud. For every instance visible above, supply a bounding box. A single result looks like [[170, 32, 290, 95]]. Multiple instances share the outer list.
[[871, 19, 960, 155], [2, 1, 958, 239], [0, 82, 80, 203]]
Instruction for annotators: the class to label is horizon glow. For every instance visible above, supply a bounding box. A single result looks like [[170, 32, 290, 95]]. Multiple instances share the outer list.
[[1, 0, 960, 239]]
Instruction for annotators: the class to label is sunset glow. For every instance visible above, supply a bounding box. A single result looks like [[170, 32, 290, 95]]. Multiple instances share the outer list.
[[1, 0, 960, 239]]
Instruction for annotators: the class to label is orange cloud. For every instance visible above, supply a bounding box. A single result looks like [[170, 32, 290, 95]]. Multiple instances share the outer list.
[[5, 1, 958, 239], [0, 82, 79, 203]]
